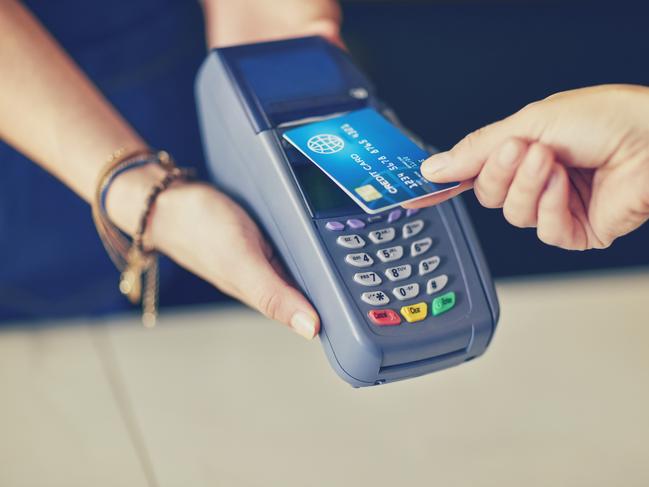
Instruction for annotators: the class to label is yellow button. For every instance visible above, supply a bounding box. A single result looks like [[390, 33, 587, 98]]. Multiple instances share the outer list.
[[400, 302, 428, 323]]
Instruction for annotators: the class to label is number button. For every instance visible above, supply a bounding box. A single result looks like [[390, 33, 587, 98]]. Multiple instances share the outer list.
[[384, 264, 412, 282], [426, 274, 449, 295], [353, 271, 382, 287], [402, 219, 424, 239], [410, 237, 432, 257], [345, 252, 374, 268], [419, 256, 441, 275], [368, 227, 396, 244], [361, 290, 390, 306], [376, 245, 403, 263], [336, 234, 366, 249], [400, 302, 428, 323], [392, 283, 419, 301], [368, 309, 401, 326]]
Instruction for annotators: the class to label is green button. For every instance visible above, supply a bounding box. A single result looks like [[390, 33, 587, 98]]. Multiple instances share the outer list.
[[432, 291, 456, 316]]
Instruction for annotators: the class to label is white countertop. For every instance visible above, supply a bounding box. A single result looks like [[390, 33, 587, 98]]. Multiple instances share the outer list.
[[1, 269, 648, 487]]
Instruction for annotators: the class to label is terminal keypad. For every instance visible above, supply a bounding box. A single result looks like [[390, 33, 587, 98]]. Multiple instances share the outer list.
[[324, 209, 458, 329]]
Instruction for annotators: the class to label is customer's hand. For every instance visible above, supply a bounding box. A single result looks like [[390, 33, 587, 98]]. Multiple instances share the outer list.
[[147, 182, 319, 339], [203, 0, 343, 49], [407, 85, 649, 250]]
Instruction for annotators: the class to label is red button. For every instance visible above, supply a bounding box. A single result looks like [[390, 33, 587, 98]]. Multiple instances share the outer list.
[[368, 309, 401, 326]]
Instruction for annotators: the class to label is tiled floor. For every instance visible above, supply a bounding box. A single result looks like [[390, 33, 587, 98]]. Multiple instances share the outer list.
[[1, 270, 648, 487]]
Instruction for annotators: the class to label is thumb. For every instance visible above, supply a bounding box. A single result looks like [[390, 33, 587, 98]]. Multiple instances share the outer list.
[[233, 251, 320, 340], [421, 105, 543, 183]]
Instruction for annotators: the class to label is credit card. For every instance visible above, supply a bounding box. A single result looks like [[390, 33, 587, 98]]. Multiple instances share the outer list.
[[282, 107, 459, 214]]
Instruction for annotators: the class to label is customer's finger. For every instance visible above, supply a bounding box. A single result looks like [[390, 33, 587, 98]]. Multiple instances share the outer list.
[[473, 138, 527, 208], [420, 115, 528, 184], [418, 97, 560, 185], [401, 180, 472, 208], [404, 137, 526, 209], [536, 165, 584, 249], [502, 143, 555, 228]]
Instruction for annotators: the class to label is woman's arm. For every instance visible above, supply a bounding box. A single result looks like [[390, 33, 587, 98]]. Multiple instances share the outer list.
[[0, 0, 321, 338], [0, 0, 156, 235]]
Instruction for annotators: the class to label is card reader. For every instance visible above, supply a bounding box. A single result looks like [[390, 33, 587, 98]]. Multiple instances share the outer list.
[[195, 36, 499, 387]]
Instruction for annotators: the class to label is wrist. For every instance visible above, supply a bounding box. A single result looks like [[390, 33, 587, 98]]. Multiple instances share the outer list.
[[148, 182, 252, 263], [104, 161, 167, 237], [146, 180, 189, 254], [203, 0, 342, 49], [105, 157, 202, 256]]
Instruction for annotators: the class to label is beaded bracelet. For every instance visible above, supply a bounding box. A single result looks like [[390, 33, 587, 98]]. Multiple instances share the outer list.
[[91, 148, 192, 327]]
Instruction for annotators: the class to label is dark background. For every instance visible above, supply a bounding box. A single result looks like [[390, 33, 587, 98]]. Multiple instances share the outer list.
[[341, 1, 649, 277], [3, 1, 647, 321]]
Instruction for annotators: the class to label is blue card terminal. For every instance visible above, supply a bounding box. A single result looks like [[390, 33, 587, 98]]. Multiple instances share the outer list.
[[195, 37, 499, 387]]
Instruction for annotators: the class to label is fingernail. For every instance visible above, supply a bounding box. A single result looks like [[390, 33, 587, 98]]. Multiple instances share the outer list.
[[290, 311, 317, 340], [421, 152, 452, 179], [497, 140, 521, 168]]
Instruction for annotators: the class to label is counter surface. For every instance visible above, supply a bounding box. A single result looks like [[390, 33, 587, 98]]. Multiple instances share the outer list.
[[1, 270, 648, 487]]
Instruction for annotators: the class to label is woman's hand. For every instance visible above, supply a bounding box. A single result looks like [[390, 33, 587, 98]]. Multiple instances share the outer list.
[[203, 0, 343, 49], [407, 85, 649, 250], [108, 171, 320, 340], [154, 183, 320, 339]]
